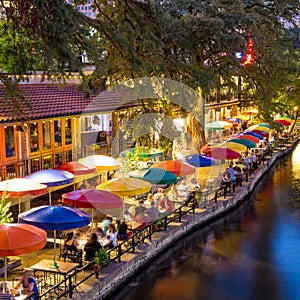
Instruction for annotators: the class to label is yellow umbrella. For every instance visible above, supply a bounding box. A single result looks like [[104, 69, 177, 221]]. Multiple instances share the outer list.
[[220, 142, 247, 152], [96, 177, 151, 197], [79, 155, 121, 171], [248, 124, 271, 132], [236, 115, 249, 121]]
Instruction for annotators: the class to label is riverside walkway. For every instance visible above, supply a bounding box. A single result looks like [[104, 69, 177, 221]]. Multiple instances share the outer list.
[[8, 136, 299, 300]]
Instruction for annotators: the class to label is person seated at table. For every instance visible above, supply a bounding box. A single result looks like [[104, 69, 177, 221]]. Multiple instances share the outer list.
[[83, 233, 102, 262], [102, 215, 113, 234], [134, 200, 147, 216], [147, 201, 160, 221], [189, 178, 201, 192], [144, 193, 154, 206], [0, 281, 13, 300], [14, 270, 38, 300], [167, 184, 178, 200], [159, 195, 173, 216], [64, 231, 79, 252], [117, 220, 129, 240], [177, 180, 189, 198], [105, 223, 118, 250]]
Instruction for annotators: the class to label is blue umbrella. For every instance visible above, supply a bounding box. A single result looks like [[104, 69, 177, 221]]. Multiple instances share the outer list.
[[129, 168, 178, 185], [25, 169, 74, 205], [181, 154, 216, 168], [243, 131, 264, 140], [18, 205, 90, 268]]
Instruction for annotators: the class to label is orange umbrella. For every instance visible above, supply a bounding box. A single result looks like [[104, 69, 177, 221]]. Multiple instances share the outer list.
[[151, 160, 195, 177], [0, 223, 47, 282]]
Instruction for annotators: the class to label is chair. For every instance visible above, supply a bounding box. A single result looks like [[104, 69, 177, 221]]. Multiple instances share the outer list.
[[59, 244, 82, 265]]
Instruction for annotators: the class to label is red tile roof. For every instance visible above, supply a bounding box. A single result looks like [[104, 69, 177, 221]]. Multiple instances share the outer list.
[[0, 84, 136, 122]]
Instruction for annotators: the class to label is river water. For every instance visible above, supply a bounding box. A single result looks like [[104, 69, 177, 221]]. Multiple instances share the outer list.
[[107, 144, 300, 300]]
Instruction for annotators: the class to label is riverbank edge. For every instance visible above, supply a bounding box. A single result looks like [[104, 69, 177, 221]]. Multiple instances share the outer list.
[[82, 138, 300, 300]]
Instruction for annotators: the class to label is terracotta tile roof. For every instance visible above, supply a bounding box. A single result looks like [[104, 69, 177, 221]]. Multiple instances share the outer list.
[[0, 84, 136, 123]]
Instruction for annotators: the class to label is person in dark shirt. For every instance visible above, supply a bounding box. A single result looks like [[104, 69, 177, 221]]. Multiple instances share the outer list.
[[84, 233, 102, 262], [117, 221, 128, 240], [134, 200, 147, 216]]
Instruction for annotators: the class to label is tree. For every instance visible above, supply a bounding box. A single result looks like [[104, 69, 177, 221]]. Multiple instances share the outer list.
[[0, 188, 13, 224]]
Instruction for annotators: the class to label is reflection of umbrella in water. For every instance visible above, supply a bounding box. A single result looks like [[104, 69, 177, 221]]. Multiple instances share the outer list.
[[0, 223, 47, 283], [25, 169, 74, 205], [61, 189, 123, 227], [151, 161, 195, 177], [0, 178, 47, 213], [128, 168, 178, 185], [134, 213, 152, 223], [18, 205, 90, 268]]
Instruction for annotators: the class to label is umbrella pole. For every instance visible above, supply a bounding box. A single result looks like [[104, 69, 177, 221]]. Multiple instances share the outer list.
[[91, 208, 94, 229], [4, 257, 7, 285], [18, 197, 21, 214], [49, 190, 52, 205], [51, 230, 58, 269]]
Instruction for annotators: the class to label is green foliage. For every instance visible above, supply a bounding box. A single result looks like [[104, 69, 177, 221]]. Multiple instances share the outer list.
[[94, 248, 110, 268], [0, 187, 13, 225]]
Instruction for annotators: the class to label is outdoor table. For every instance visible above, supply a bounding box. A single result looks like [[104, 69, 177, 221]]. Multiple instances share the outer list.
[[30, 259, 79, 289], [126, 221, 143, 233]]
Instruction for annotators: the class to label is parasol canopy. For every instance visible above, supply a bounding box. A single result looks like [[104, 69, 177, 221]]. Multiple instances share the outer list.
[[205, 120, 232, 130], [234, 134, 260, 144], [54, 161, 96, 176], [247, 124, 271, 132], [61, 189, 123, 209], [274, 118, 292, 126], [96, 177, 151, 197], [181, 154, 216, 168], [0, 223, 47, 282], [0, 178, 48, 213], [18, 205, 90, 268], [227, 138, 256, 149], [243, 131, 264, 140], [221, 142, 247, 152], [151, 160, 195, 177], [128, 168, 178, 185], [247, 129, 269, 138], [205, 148, 241, 160], [79, 155, 120, 171]]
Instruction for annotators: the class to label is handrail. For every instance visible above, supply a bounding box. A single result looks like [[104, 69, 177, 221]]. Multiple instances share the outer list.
[[37, 136, 296, 299]]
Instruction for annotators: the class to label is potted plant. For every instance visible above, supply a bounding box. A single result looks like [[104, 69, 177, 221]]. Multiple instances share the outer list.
[[93, 249, 110, 278]]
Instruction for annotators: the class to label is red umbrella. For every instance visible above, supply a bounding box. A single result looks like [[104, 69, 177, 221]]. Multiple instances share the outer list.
[[205, 148, 241, 160], [61, 189, 123, 209], [62, 189, 123, 228], [234, 134, 260, 144], [274, 119, 292, 126], [0, 223, 47, 282], [55, 161, 96, 175], [152, 160, 195, 177], [248, 129, 269, 137]]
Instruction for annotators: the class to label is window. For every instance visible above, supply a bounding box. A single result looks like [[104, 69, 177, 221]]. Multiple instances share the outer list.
[[54, 153, 62, 167], [43, 155, 52, 169], [30, 123, 39, 152], [66, 150, 73, 162], [31, 157, 41, 172], [42, 121, 51, 150], [5, 126, 15, 157], [54, 120, 62, 147], [65, 118, 72, 145]]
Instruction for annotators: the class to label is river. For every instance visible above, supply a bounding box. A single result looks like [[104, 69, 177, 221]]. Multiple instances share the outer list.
[[107, 144, 300, 300]]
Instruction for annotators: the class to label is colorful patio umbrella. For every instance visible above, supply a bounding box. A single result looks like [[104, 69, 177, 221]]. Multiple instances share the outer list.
[[248, 124, 271, 132], [0, 223, 47, 282], [0, 178, 47, 213], [181, 154, 216, 168], [61, 189, 123, 227], [128, 168, 178, 185], [120, 148, 164, 159], [221, 142, 247, 152], [247, 129, 269, 138], [18, 205, 90, 268], [25, 170, 74, 205], [79, 155, 121, 171], [205, 120, 232, 130], [227, 138, 256, 149], [243, 131, 264, 140], [151, 160, 195, 177], [234, 134, 260, 144], [96, 177, 151, 197], [54, 161, 96, 175], [227, 117, 243, 123], [274, 118, 292, 126], [205, 148, 241, 160]]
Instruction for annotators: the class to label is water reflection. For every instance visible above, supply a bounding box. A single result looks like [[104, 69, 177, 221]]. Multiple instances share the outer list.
[[108, 145, 300, 300]]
